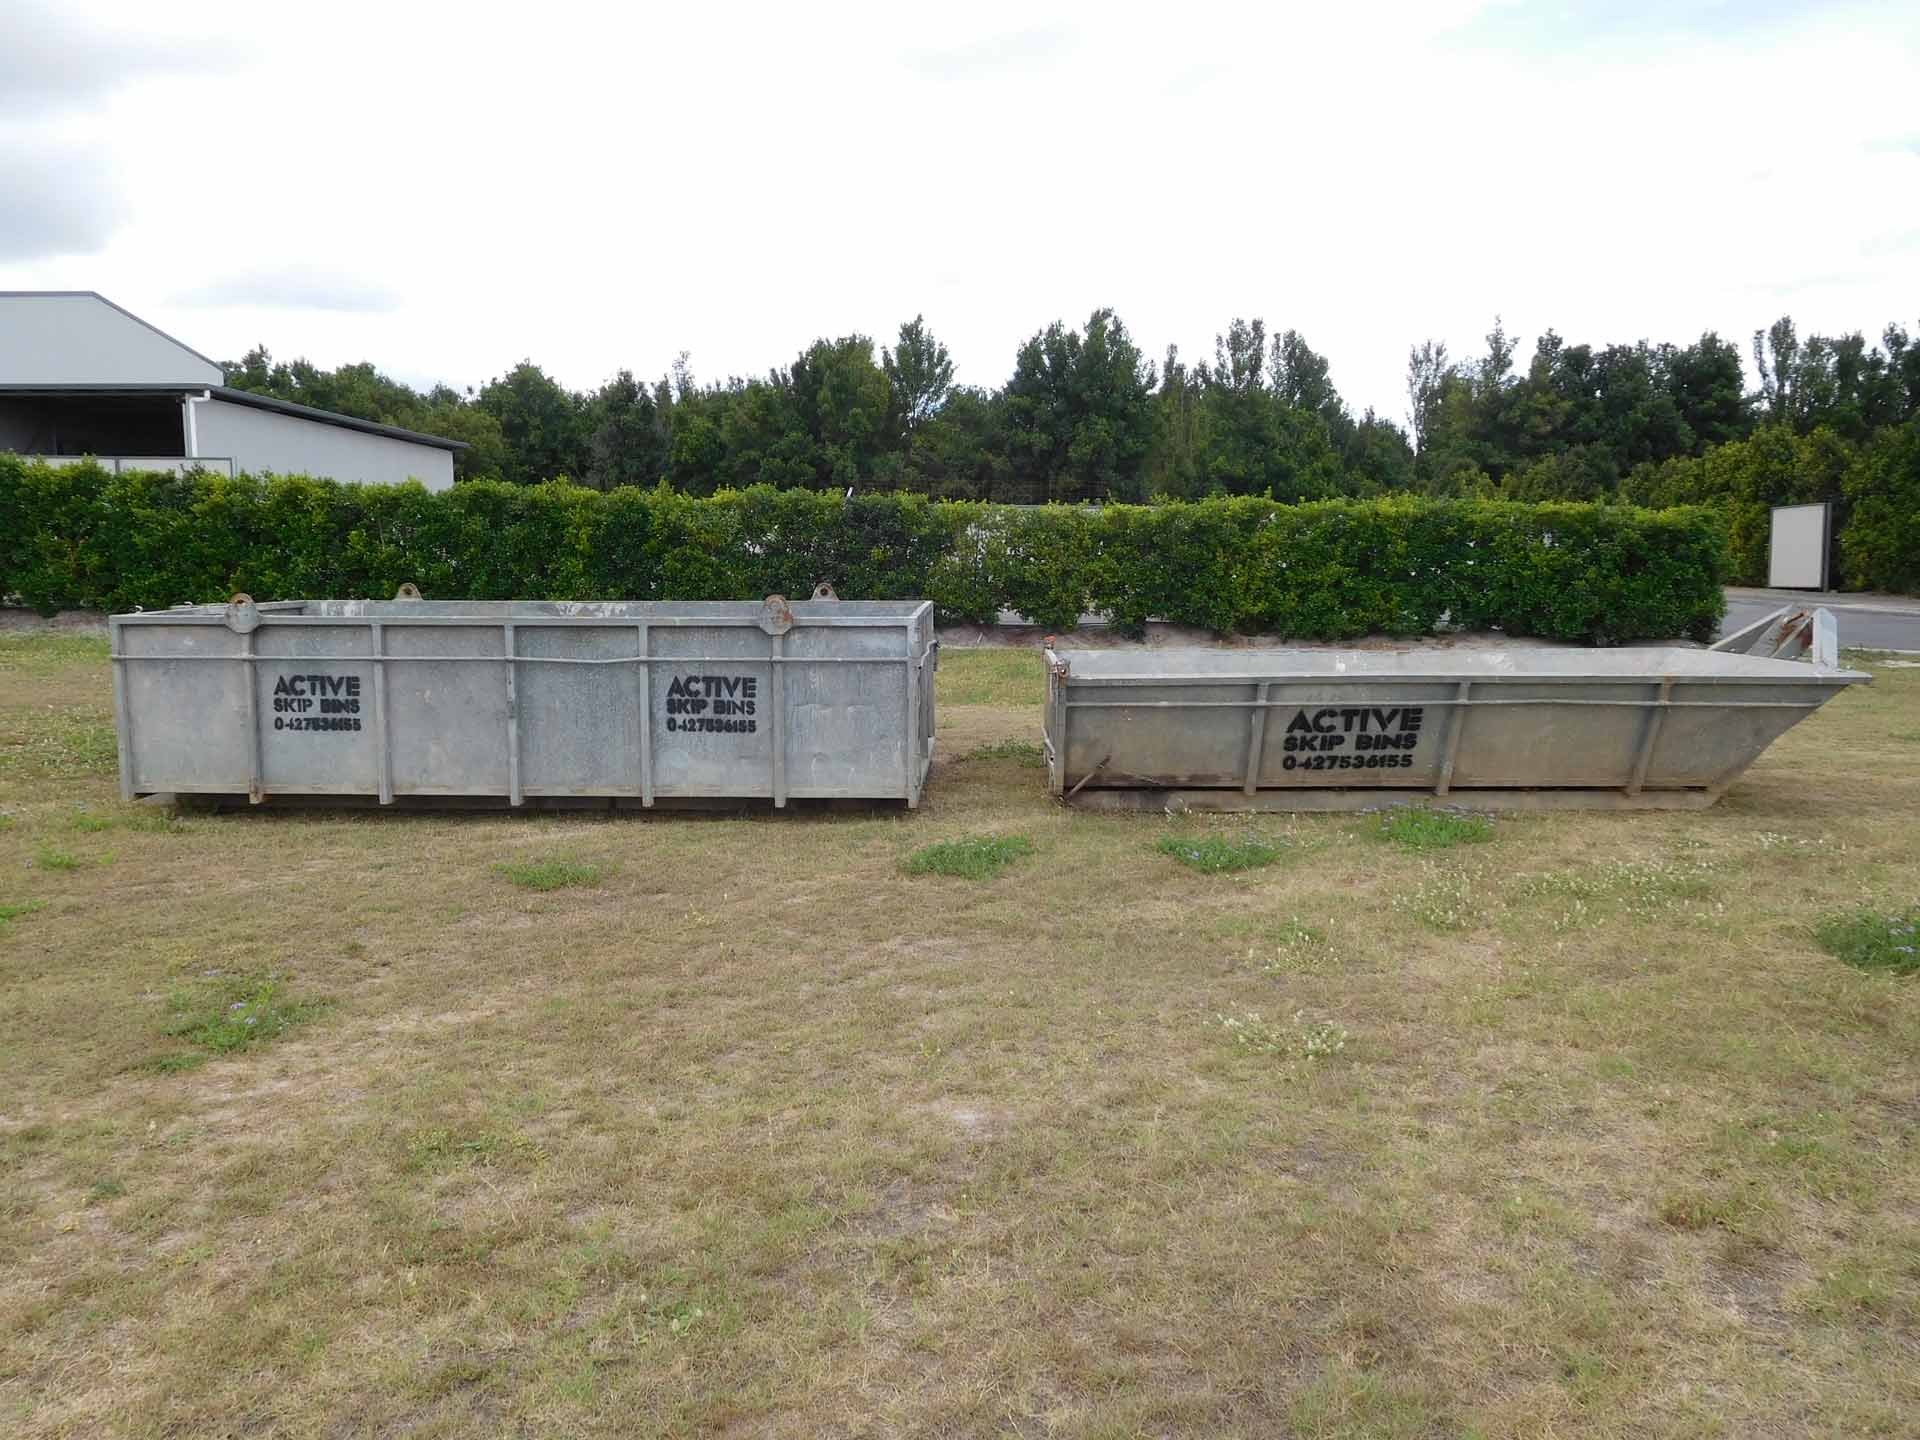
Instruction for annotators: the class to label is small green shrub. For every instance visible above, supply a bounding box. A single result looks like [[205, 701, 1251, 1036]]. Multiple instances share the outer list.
[[0, 900, 45, 927], [32, 847, 81, 871], [1814, 908, 1920, 976], [496, 858, 613, 891], [1155, 834, 1285, 873], [161, 972, 329, 1055], [1377, 807, 1492, 850], [904, 834, 1035, 880]]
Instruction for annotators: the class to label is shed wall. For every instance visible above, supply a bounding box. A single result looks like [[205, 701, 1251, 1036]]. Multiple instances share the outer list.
[[193, 397, 456, 490]]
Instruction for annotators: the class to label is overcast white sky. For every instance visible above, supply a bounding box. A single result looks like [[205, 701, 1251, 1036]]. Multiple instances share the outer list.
[[3, 0, 1915, 421]]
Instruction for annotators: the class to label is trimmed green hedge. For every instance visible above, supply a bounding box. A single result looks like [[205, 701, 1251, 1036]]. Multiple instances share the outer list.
[[1839, 421, 1920, 595], [0, 458, 1728, 642], [1617, 418, 1920, 592]]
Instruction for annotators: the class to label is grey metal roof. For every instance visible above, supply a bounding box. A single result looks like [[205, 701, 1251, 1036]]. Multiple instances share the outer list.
[[0, 380, 467, 451], [0, 292, 464, 451]]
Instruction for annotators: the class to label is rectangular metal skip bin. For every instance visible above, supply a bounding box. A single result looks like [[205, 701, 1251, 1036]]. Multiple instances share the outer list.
[[111, 590, 936, 808], [1044, 608, 1869, 812]]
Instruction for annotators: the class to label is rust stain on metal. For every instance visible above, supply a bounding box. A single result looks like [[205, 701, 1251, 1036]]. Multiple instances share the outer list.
[[1774, 613, 1813, 657], [759, 594, 796, 636]]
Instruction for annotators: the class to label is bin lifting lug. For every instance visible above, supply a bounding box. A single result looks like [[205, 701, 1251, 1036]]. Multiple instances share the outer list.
[[223, 593, 261, 635], [759, 595, 795, 636]]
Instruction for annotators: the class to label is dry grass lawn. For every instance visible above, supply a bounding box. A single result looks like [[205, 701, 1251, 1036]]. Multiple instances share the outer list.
[[1, 632, 1917, 1437]]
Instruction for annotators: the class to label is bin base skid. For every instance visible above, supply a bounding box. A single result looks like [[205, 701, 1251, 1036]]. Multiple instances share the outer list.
[[158, 792, 911, 815], [1062, 785, 1724, 814]]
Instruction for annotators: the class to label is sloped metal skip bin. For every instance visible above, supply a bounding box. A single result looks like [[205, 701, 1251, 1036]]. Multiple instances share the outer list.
[[1045, 609, 1868, 812], [111, 592, 936, 808]]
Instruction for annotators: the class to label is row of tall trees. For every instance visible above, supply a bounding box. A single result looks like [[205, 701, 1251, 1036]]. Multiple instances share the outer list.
[[222, 309, 1920, 508], [1409, 317, 1919, 500]]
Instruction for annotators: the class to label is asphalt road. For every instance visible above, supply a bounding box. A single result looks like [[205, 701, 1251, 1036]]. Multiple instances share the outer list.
[[1719, 595, 1920, 652]]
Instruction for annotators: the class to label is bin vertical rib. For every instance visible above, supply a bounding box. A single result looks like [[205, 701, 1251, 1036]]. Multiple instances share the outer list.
[[1045, 650, 1070, 798], [1243, 681, 1272, 795], [1626, 676, 1672, 796], [770, 630, 788, 808], [904, 628, 920, 806], [111, 620, 135, 801], [1435, 680, 1470, 796], [242, 627, 263, 804], [371, 621, 393, 804], [504, 622, 521, 806], [635, 622, 653, 807]]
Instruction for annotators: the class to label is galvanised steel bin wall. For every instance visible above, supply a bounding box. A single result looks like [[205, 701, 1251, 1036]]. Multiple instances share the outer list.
[[1044, 615, 1868, 812], [112, 592, 936, 808]]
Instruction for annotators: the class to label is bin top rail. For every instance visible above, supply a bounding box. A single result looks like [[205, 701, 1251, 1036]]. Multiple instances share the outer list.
[[117, 595, 931, 629], [1046, 643, 1867, 686]]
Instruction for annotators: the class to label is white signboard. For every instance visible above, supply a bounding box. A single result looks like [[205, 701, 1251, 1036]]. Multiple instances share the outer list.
[[1768, 503, 1831, 589]]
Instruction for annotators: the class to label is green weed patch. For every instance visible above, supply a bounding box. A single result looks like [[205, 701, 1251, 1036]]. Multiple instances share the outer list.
[[1816, 908, 1920, 976], [1155, 834, 1286, 873], [904, 835, 1035, 880], [496, 858, 614, 891], [159, 972, 330, 1057], [1377, 807, 1493, 850]]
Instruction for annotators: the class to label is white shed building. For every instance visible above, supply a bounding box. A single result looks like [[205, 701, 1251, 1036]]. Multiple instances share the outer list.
[[0, 292, 462, 490]]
